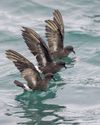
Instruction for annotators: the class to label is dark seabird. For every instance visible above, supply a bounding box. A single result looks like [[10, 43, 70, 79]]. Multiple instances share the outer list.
[[45, 9, 75, 59], [21, 27, 67, 74], [5, 50, 54, 91]]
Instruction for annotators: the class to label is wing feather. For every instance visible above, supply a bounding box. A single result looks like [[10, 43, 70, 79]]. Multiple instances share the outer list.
[[22, 27, 52, 68], [45, 9, 64, 53], [53, 9, 64, 39], [5, 50, 41, 85]]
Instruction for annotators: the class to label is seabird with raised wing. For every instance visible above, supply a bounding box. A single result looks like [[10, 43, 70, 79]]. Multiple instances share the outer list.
[[21, 27, 67, 74], [45, 9, 75, 59], [5, 50, 54, 91]]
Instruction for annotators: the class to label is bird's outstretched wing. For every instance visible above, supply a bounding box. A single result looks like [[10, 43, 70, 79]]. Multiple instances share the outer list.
[[22, 27, 53, 68], [5, 49, 41, 88], [5, 49, 35, 72], [53, 9, 64, 38], [45, 9, 64, 53]]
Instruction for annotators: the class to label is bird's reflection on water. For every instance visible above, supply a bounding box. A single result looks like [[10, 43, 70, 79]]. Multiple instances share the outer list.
[[14, 82, 66, 125]]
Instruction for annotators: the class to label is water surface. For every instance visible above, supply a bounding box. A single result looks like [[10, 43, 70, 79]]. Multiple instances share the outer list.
[[0, 0, 100, 125]]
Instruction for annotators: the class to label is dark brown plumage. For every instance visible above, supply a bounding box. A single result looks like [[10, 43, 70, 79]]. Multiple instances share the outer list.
[[45, 9, 75, 59], [21, 27, 67, 74], [5, 50, 54, 91]]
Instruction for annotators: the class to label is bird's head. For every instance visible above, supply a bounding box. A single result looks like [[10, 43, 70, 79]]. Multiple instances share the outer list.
[[65, 46, 75, 54], [57, 61, 67, 69]]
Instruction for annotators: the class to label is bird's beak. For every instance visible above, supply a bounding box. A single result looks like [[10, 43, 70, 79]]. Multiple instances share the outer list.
[[64, 65, 67, 69], [72, 50, 75, 54]]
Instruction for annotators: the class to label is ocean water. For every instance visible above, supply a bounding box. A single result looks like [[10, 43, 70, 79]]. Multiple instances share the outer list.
[[0, 0, 100, 124]]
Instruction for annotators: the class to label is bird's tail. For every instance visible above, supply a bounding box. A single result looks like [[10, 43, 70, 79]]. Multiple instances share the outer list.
[[14, 80, 30, 91]]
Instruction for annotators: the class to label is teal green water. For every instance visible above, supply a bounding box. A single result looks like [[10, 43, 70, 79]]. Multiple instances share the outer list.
[[1, 0, 100, 124]]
